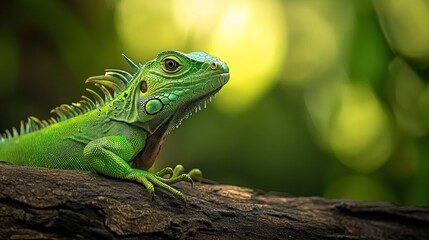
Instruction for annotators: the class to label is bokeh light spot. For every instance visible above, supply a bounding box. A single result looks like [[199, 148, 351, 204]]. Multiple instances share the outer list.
[[330, 83, 393, 172], [282, 4, 339, 85], [374, 0, 429, 67], [306, 79, 393, 173], [389, 58, 426, 136], [116, 0, 186, 59], [208, 0, 287, 113]]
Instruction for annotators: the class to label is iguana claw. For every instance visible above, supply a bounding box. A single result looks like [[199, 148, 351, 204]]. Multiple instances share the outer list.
[[129, 165, 202, 204], [155, 167, 174, 177]]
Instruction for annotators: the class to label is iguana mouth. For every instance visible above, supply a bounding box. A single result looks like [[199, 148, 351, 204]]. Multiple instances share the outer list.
[[169, 86, 222, 133], [167, 72, 229, 133]]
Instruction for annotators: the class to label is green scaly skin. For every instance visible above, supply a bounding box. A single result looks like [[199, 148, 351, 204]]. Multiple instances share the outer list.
[[0, 50, 229, 204]]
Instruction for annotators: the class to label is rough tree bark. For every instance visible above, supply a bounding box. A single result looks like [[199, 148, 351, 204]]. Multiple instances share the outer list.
[[0, 163, 428, 239]]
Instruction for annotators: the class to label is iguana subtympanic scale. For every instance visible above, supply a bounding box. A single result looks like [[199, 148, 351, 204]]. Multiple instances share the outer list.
[[0, 50, 229, 204]]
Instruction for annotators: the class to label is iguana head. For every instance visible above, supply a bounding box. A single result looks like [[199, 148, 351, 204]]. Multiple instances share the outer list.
[[125, 50, 229, 134]]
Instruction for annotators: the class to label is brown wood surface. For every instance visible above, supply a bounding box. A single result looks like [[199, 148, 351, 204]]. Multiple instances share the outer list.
[[0, 163, 428, 239]]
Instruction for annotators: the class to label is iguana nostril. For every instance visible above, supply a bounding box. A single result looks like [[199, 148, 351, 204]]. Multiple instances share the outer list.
[[210, 62, 218, 70]]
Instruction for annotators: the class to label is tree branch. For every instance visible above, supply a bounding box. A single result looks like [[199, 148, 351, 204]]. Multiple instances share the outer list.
[[0, 163, 428, 239]]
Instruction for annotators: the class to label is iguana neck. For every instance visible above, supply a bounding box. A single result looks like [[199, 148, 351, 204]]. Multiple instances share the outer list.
[[131, 117, 172, 170]]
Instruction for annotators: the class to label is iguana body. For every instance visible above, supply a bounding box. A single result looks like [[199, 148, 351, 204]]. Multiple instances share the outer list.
[[0, 50, 229, 203]]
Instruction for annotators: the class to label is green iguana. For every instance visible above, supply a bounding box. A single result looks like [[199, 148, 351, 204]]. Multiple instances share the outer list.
[[0, 50, 229, 204]]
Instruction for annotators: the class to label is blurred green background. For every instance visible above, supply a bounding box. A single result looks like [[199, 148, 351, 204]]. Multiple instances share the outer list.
[[1, 0, 428, 206]]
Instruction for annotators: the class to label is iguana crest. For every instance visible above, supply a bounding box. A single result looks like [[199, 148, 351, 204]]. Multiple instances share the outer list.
[[0, 55, 140, 142]]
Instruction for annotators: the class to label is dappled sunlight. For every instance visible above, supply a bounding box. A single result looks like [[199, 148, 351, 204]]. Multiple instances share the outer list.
[[329, 83, 392, 172], [306, 79, 393, 173], [57, 0, 429, 205], [374, 0, 429, 67], [172, 0, 226, 39], [207, 0, 287, 113], [282, 2, 344, 85], [388, 58, 426, 136], [116, 0, 286, 114], [116, 0, 187, 59]]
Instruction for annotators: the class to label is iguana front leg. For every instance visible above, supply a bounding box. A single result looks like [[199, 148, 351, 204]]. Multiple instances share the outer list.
[[83, 135, 194, 203]]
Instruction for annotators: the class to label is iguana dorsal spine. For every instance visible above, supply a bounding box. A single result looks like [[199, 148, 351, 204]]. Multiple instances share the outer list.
[[0, 55, 138, 142]]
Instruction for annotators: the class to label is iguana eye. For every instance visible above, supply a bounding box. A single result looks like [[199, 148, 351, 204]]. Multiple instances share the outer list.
[[140, 81, 148, 93], [163, 58, 179, 72]]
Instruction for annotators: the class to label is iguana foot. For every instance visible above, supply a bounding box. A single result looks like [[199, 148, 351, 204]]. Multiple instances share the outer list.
[[169, 164, 203, 182], [127, 165, 202, 204]]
